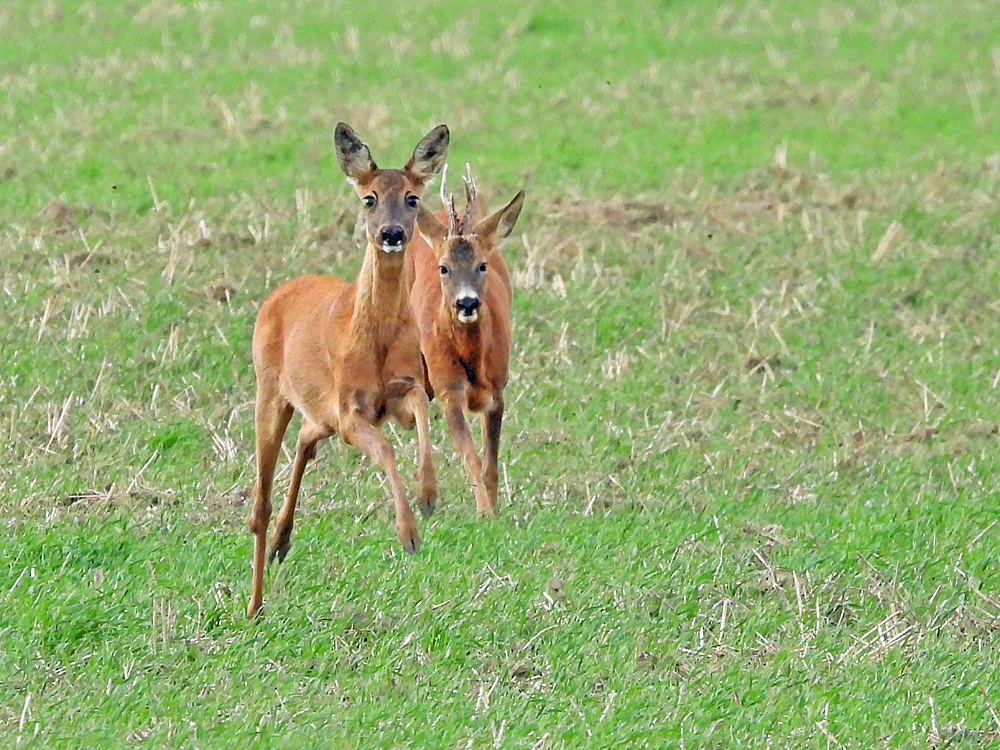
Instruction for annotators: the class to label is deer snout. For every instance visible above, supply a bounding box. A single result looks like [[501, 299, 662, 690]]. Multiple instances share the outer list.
[[380, 226, 405, 252], [455, 295, 481, 323]]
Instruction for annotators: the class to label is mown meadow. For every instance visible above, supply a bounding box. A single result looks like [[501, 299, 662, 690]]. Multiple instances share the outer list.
[[2, 0, 1000, 747]]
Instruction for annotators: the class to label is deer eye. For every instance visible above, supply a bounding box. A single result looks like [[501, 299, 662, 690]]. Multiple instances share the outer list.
[[439, 265, 449, 276], [478, 262, 487, 273], [362, 195, 376, 209], [405, 194, 419, 208]]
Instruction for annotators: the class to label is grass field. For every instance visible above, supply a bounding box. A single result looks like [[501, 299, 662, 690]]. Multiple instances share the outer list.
[[2, 0, 1000, 747]]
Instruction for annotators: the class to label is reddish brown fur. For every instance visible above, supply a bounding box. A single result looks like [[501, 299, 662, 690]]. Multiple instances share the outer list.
[[407, 188, 524, 516], [247, 123, 448, 618]]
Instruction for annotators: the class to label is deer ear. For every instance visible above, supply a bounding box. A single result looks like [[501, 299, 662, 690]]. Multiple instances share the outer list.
[[335, 122, 377, 182], [416, 203, 448, 246], [405, 125, 450, 182], [474, 190, 524, 240]]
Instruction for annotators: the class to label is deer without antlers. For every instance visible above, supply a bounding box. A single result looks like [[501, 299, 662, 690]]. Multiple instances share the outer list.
[[407, 166, 524, 517], [247, 122, 449, 618]]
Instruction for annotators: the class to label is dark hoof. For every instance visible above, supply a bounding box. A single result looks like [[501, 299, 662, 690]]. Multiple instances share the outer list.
[[399, 529, 421, 555], [266, 538, 290, 564]]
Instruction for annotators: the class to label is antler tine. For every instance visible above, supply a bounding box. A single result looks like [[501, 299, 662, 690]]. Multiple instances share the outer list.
[[460, 162, 477, 234], [439, 163, 449, 208], [445, 192, 461, 237], [462, 162, 476, 201]]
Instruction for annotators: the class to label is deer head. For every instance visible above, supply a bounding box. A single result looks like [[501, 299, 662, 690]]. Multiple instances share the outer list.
[[418, 167, 524, 324], [335, 122, 449, 254]]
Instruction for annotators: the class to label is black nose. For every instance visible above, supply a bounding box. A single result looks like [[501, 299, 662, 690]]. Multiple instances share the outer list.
[[381, 227, 404, 245], [456, 296, 480, 314]]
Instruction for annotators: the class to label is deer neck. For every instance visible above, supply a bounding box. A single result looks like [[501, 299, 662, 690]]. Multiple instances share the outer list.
[[351, 242, 411, 341], [440, 298, 489, 370]]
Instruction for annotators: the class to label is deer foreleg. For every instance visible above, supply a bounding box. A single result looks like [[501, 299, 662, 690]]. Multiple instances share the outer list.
[[247, 390, 293, 619], [398, 387, 438, 516], [441, 391, 494, 518], [342, 411, 420, 554], [267, 419, 328, 564], [481, 395, 504, 514]]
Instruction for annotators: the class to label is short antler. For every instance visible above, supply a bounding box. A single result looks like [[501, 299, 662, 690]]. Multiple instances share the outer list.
[[440, 163, 463, 237], [440, 163, 482, 237], [460, 163, 478, 234]]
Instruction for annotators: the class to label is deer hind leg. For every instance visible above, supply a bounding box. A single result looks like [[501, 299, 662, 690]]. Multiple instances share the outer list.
[[341, 408, 420, 553], [441, 390, 494, 518], [394, 386, 438, 517], [248, 386, 294, 619], [267, 418, 329, 564], [481, 395, 504, 515]]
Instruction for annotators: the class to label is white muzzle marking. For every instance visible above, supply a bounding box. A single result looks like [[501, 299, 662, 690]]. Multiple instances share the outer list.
[[455, 288, 480, 323], [382, 242, 404, 253]]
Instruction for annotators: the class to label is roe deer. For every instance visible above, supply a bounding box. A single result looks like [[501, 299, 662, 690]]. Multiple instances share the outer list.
[[247, 122, 449, 618], [407, 167, 524, 517]]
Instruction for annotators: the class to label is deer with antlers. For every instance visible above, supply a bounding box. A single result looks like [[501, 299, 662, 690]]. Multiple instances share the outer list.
[[246, 122, 449, 618], [407, 166, 524, 517]]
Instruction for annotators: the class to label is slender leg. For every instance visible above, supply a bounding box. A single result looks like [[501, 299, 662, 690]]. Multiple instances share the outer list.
[[247, 388, 294, 619], [385, 344, 437, 515], [267, 419, 328, 563], [400, 387, 438, 516], [441, 390, 494, 517], [341, 410, 420, 553], [482, 394, 504, 514]]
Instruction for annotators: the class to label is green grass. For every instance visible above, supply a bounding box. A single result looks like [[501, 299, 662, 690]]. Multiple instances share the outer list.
[[3, 0, 1000, 747]]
